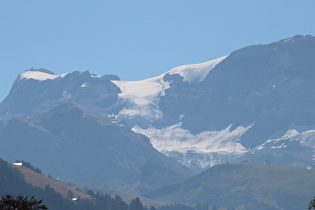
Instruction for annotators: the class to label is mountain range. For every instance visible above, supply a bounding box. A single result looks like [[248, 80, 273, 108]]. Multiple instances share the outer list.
[[1, 35, 315, 209], [1, 35, 315, 173]]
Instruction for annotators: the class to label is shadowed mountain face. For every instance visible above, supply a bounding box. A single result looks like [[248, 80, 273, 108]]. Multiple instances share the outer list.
[[1, 35, 315, 171], [145, 163, 315, 210], [0, 103, 192, 193]]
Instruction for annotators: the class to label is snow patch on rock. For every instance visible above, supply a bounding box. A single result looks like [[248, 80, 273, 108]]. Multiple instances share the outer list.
[[253, 129, 315, 152], [20, 71, 60, 81], [20, 70, 69, 81]]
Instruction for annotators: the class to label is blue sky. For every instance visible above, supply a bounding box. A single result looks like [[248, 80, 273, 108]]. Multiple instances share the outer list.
[[1, 0, 315, 102]]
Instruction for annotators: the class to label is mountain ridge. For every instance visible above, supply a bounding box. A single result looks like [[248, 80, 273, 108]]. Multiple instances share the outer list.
[[145, 162, 315, 210]]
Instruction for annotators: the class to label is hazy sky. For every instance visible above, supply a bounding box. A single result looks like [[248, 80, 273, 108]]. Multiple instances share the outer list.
[[1, 0, 315, 102]]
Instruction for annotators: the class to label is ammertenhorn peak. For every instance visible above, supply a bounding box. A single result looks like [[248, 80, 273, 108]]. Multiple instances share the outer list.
[[1, 35, 315, 175]]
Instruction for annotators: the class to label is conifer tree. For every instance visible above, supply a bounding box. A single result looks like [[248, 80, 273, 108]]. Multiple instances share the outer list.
[[0, 194, 48, 210]]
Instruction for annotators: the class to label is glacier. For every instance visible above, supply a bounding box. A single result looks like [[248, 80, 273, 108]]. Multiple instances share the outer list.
[[112, 56, 227, 123]]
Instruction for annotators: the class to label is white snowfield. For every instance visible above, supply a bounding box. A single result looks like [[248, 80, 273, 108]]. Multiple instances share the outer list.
[[133, 124, 250, 155], [112, 56, 227, 122], [20, 71, 68, 81], [168, 56, 227, 83], [112, 76, 170, 121]]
